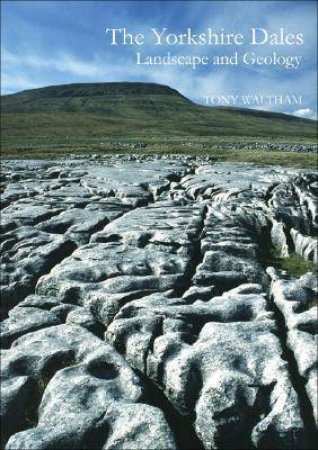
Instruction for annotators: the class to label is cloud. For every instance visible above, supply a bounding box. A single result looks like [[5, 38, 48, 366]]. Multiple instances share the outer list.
[[292, 108, 316, 119], [1, 47, 103, 78], [1, 72, 44, 94]]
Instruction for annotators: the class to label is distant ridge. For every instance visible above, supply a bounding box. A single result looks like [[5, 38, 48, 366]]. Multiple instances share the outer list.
[[15, 82, 185, 95], [1, 82, 317, 148], [2, 82, 192, 113], [4, 82, 189, 100]]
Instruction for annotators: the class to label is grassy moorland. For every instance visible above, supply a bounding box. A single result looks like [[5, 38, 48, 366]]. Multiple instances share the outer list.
[[1, 82, 317, 168]]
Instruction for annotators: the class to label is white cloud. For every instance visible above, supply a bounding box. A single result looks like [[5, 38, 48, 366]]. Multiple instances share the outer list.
[[292, 108, 316, 119], [1, 47, 103, 78], [1, 72, 44, 94]]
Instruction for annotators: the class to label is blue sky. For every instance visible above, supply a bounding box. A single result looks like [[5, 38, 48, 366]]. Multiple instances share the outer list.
[[1, 1, 317, 118]]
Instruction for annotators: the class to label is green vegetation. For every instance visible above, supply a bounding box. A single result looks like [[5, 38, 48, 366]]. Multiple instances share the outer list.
[[1, 82, 317, 162], [260, 245, 317, 278]]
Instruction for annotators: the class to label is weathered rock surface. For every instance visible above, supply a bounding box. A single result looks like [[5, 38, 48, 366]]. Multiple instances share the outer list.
[[2, 325, 176, 449], [267, 268, 318, 426], [36, 200, 131, 245], [0, 227, 77, 317], [1, 157, 317, 449], [106, 287, 307, 448]]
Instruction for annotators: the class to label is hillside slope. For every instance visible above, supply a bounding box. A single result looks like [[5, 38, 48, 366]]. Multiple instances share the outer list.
[[1, 82, 317, 154]]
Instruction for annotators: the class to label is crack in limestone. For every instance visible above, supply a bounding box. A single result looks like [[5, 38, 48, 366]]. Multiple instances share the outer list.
[[172, 205, 207, 298], [136, 368, 205, 450], [269, 296, 317, 447]]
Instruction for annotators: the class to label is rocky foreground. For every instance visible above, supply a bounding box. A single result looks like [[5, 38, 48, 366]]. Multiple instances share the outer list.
[[1, 155, 317, 450]]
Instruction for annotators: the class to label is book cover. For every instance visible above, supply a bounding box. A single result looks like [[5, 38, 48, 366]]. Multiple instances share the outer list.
[[1, 1, 317, 449]]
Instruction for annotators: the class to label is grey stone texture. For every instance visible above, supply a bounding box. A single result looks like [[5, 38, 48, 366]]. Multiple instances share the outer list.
[[1, 156, 317, 449]]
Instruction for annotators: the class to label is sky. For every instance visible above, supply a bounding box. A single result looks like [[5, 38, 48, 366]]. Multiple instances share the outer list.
[[1, 0, 317, 118]]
